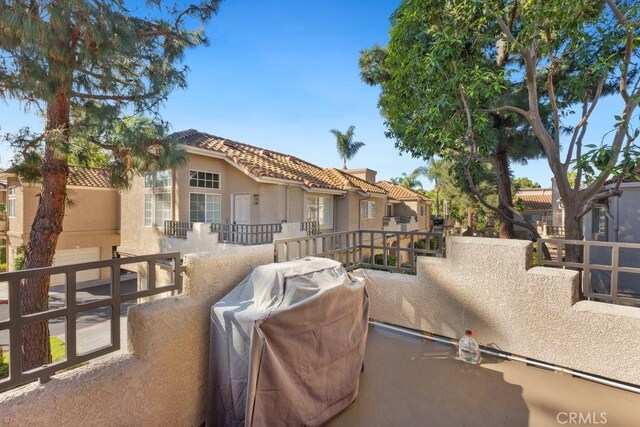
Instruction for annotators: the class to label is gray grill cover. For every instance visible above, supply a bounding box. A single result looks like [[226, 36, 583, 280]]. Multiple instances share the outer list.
[[206, 257, 369, 427]]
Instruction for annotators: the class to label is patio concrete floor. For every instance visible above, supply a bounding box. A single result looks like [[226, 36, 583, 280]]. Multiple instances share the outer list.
[[326, 324, 640, 426]]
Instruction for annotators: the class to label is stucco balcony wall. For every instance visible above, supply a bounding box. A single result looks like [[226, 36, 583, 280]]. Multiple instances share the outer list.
[[359, 236, 640, 385]]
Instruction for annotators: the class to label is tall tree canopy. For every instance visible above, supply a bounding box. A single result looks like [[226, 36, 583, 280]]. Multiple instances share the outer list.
[[360, 11, 546, 240], [360, 0, 640, 244], [390, 166, 427, 189], [0, 0, 222, 370], [330, 125, 365, 169]]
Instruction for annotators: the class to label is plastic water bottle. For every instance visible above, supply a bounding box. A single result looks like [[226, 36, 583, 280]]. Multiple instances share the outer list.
[[458, 329, 481, 364]]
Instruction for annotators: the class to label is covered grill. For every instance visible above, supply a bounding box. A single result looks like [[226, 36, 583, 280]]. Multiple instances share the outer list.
[[206, 257, 369, 426]]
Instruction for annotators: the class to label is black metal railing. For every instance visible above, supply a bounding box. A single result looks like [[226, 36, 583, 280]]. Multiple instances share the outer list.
[[211, 222, 282, 245], [274, 230, 444, 274], [537, 238, 640, 306], [164, 220, 193, 239], [300, 221, 320, 236], [0, 252, 182, 392], [395, 216, 413, 224]]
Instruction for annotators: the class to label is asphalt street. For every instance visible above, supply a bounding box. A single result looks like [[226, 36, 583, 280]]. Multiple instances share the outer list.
[[0, 278, 137, 349]]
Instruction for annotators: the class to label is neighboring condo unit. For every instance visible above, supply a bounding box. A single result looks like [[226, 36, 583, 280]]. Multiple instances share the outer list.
[[376, 180, 432, 232], [0, 167, 120, 284], [119, 129, 393, 255], [583, 173, 640, 244]]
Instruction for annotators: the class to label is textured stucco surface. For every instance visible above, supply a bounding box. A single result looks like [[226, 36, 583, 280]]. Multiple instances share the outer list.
[[0, 245, 273, 426], [359, 236, 640, 385]]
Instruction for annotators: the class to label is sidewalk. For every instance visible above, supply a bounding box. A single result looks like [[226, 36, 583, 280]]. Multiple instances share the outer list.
[[0, 273, 138, 304]]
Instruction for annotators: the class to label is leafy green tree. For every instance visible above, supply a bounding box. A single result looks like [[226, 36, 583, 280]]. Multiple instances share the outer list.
[[0, 0, 221, 370], [364, 0, 640, 246], [425, 158, 497, 234], [360, 3, 546, 240], [330, 126, 365, 169], [512, 177, 541, 191]]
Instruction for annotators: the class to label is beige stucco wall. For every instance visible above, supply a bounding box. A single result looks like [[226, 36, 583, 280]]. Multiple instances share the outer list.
[[0, 245, 274, 426], [360, 236, 640, 385], [120, 153, 328, 255], [4, 178, 119, 276], [335, 192, 386, 232], [2, 238, 638, 425]]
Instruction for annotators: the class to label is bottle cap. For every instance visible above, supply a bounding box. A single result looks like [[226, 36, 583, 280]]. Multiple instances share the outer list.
[[465, 329, 477, 336]]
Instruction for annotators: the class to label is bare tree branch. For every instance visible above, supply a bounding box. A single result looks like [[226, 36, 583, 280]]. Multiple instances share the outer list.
[[479, 105, 529, 117], [605, 0, 631, 26], [564, 76, 606, 167], [580, 99, 639, 200]]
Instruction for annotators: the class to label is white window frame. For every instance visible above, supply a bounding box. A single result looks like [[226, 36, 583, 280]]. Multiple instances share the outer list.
[[144, 169, 172, 227], [154, 193, 171, 227], [305, 195, 333, 229], [592, 205, 608, 238], [189, 170, 221, 189], [144, 194, 152, 227], [189, 192, 221, 224], [7, 186, 16, 218], [360, 200, 376, 220], [385, 204, 394, 217]]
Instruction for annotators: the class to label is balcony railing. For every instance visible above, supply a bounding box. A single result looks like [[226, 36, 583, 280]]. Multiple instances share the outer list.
[[164, 220, 193, 239], [300, 221, 320, 236], [395, 216, 415, 224], [0, 252, 182, 392], [274, 230, 444, 274], [537, 238, 640, 306], [211, 222, 282, 245]]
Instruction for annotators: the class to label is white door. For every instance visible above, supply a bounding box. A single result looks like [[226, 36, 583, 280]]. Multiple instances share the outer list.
[[233, 194, 251, 224], [51, 247, 101, 286]]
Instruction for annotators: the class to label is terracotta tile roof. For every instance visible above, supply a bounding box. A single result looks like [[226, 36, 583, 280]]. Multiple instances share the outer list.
[[173, 129, 389, 195], [376, 180, 432, 202], [67, 166, 112, 188], [173, 129, 347, 191], [516, 193, 552, 211], [1, 166, 112, 188], [325, 168, 387, 195]]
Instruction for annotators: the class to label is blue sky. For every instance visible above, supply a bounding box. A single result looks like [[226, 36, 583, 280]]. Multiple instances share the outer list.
[[0, 0, 626, 189]]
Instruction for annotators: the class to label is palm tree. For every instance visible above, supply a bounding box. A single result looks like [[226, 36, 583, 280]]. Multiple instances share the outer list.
[[330, 125, 365, 169], [391, 166, 427, 189]]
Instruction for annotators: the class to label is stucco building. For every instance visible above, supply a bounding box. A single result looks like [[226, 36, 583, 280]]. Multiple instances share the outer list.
[[119, 129, 396, 255], [0, 167, 120, 283]]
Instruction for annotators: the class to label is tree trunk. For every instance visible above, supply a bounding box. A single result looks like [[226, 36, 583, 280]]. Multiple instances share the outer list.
[[21, 91, 70, 371], [493, 142, 516, 239], [562, 198, 584, 264], [461, 208, 475, 236]]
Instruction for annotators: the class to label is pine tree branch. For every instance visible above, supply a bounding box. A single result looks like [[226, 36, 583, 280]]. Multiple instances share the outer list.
[[70, 90, 160, 102]]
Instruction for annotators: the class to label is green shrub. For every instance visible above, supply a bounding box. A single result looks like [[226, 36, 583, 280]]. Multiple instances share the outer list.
[[0, 347, 7, 378], [374, 253, 397, 267], [13, 252, 25, 270], [0, 263, 6, 272], [413, 239, 427, 250], [0, 245, 5, 264]]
